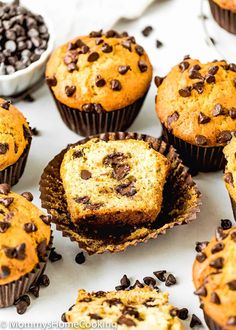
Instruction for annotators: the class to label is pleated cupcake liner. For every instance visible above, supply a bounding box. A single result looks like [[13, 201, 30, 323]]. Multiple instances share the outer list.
[[0, 137, 32, 187], [39, 132, 201, 255], [0, 233, 53, 308], [209, 0, 236, 34], [204, 312, 224, 330], [50, 88, 147, 136], [229, 195, 236, 222], [162, 125, 225, 172]]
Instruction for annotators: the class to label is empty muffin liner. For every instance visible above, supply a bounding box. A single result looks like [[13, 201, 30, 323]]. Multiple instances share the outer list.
[[162, 125, 225, 172], [50, 88, 147, 136], [0, 233, 52, 308], [39, 132, 201, 255], [0, 136, 32, 187], [209, 0, 236, 34]]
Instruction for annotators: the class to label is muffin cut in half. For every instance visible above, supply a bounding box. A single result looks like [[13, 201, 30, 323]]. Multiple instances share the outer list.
[[60, 138, 170, 227]]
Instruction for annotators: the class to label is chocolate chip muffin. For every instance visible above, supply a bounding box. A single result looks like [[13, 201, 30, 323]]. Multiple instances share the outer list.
[[223, 136, 236, 220], [63, 287, 183, 330], [46, 29, 152, 136], [193, 226, 236, 330], [0, 98, 31, 185], [209, 0, 236, 34], [0, 184, 51, 307], [155, 57, 236, 171], [60, 138, 169, 227]]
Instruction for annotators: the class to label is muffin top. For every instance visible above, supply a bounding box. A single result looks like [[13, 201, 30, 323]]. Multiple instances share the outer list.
[[212, 0, 236, 11], [155, 58, 236, 147], [65, 287, 183, 330], [46, 30, 152, 112], [193, 226, 236, 329], [223, 136, 236, 202], [0, 99, 31, 171], [0, 185, 51, 285]]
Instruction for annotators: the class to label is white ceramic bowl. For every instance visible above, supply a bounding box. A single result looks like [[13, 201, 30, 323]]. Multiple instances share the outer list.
[[0, 14, 54, 97]]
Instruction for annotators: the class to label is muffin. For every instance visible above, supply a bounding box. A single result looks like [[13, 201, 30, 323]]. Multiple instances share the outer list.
[[155, 57, 236, 172], [0, 98, 32, 185], [223, 136, 236, 220], [63, 286, 184, 330], [209, 0, 236, 34], [46, 30, 152, 136], [0, 184, 51, 308], [60, 138, 170, 227], [193, 225, 236, 330], [40, 132, 201, 255]]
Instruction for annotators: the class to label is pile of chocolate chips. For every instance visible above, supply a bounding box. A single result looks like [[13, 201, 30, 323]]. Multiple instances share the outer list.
[[0, 0, 49, 75]]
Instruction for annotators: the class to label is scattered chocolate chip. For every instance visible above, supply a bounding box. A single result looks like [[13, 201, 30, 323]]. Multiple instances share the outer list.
[[46, 75, 57, 87], [178, 308, 189, 320], [210, 257, 224, 269], [81, 169, 91, 180], [153, 270, 166, 282], [0, 265, 10, 279], [101, 43, 113, 53], [196, 252, 207, 263], [16, 300, 28, 314], [217, 131, 232, 144], [165, 274, 176, 287], [229, 63, 236, 72], [38, 274, 50, 287], [190, 314, 202, 328], [221, 219, 232, 230], [189, 69, 203, 80], [143, 276, 156, 286], [132, 280, 144, 289], [87, 52, 99, 62], [229, 108, 236, 119], [115, 285, 125, 291], [117, 315, 136, 327], [142, 26, 153, 37], [105, 30, 120, 38], [156, 39, 163, 48], [89, 313, 102, 320], [227, 280, 236, 291], [212, 103, 225, 117], [210, 292, 221, 304], [195, 241, 209, 252], [61, 313, 67, 322], [0, 183, 10, 195], [154, 76, 164, 87], [195, 135, 207, 146], [75, 252, 85, 264], [49, 248, 62, 263], [118, 65, 130, 75], [198, 112, 211, 124], [194, 285, 207, 297], [216, 227, 228, 241], [95, 75, 106, 87], [179, 61, 190, 72], [31, 127, 39, 136], [192, 81, 204, 94], [135, 45, 144, 56], [121, 40, 132, 52], [29, 284, 40, 298], [112, 164, 130, 181], [39, 215, 51, 226], [74, 196, 90, 204], [179, 87, 192, 97], [15, 295, 30, 307], [0, 197, 13, 207], [24, 222, 37, 233], [227, 317, 236, 326], [89, 30, 102, 38], [116, 182, 136, 197], [138, 60, 148, 72], [21, 191, 33, 201], [1, 100, 11, 110], [65, 85, 76, 97], [208, 65, 219, 75], [211, 242, 224, 254], [0, 143, 9, 154], [120, 274, 130, 288]]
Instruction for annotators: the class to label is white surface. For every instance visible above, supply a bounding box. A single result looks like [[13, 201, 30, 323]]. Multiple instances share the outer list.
[[0, 0, 235, 329]]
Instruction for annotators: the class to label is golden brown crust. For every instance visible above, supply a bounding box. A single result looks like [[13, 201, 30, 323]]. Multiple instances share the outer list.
[[213, 0, 236, 11], [0, 191, 51, 285], [156, 58, 236, 147], [0, 99, 30, 171], [46, 32, 152, 112], [193, 227, 236, 329], [223, 137, 236, 202]]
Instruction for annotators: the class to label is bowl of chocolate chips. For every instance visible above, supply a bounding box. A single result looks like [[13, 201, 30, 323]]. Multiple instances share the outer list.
[[0, 0, 54, 96]]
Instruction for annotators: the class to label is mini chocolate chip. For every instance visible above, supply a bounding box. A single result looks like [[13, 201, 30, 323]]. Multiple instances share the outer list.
[[208, 65, 219, 75], [74, 196, 90, 204], [192, 64, 201, 70], [0, 197, 13, 207], [118, 65, 130, 75], [0, 221, 10, 233], [89, 30, 102, 38], [122, 306, 139, 319], [217, 131, 232, 144], [179, 87, 192, 97], [117, 315, 136, 327], [165, 274, 177, 287], [16, 300, 28, 314], [87, 52, 99, 62], [170, 308, 178, 317], [115, 285, 125, 291], [0, 143, 9, 154], [154, 76, 164, 87], [156, 39, 163, 48], [121, 40, 132, 51], [142, 26, 153, 37], [198, 112, 211, 124], [21, 192, 33, 201], [39, 274, 50, 287], [0, 265, 10, 279], [189, 69, 203, 80], [15, 295, 30, 307], [0, 183, 10, 195], [227, 317, 236, 326], [179, 61, 190, 72], [143, 276, 156, 286], [190, 314, 202, 328], [82, 103, 95, 112], [110, 79, 122, 91], [205, 74, 216, 84], [81, 170, 91, 180], [225, 172, 234, 185], [138, 60, 148, 72], [193, 81, 204, 94], [211, 242, 224, 254], [229, 63, 236, 72], [112, 164, 130, 181], [31, 127, 39, 136], [132, 280, 144, 288], [29, 284, 40, 298], [89, 314, 102, 320], [167, 112, 179, 128], [65, 85, 76, 97], [210, 257, 224, 269], [221, 219, 232, 230], [153, 270, 167, 282], [105, 298, 122, 306], [75, 252, 85, 264], [5, 243, 26, 260], [135, 45, 144, 56], [39, 215, 51, 226], [178, 308, 189, 320], [105, 30, 119, 38], [46, 75, 57, 87], [101, 43, 113, 53], [227, 280, 236, 290], [215, 227, 228, 241], [195, 241, 209, 252], [196, 252, 207, 263], [195, 135, 207, 146], [120, 274, 130, 288], [212, 103, 225, 117], [24, 222, 37, 233], [210, 292, 221, 304], [61, 313, 67, 322], [95, 75, 106, 87], [49, 248, 62, 263], [229, 108, 236, 119], [1, 100, 11, 110], [194, 285, 207, 297], [116, 182, 136, 197]]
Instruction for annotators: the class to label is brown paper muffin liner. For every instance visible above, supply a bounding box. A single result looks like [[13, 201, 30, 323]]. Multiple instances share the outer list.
[[204, 312, 223, 330], [50, 89, 147, 136], [0, 233, 53, 308], [209, 0, 236, 34], [0, 137, 32, 187], [162, 125, 225, 172], [39, 132, 201, 255], [229, 195, 236, 222]]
